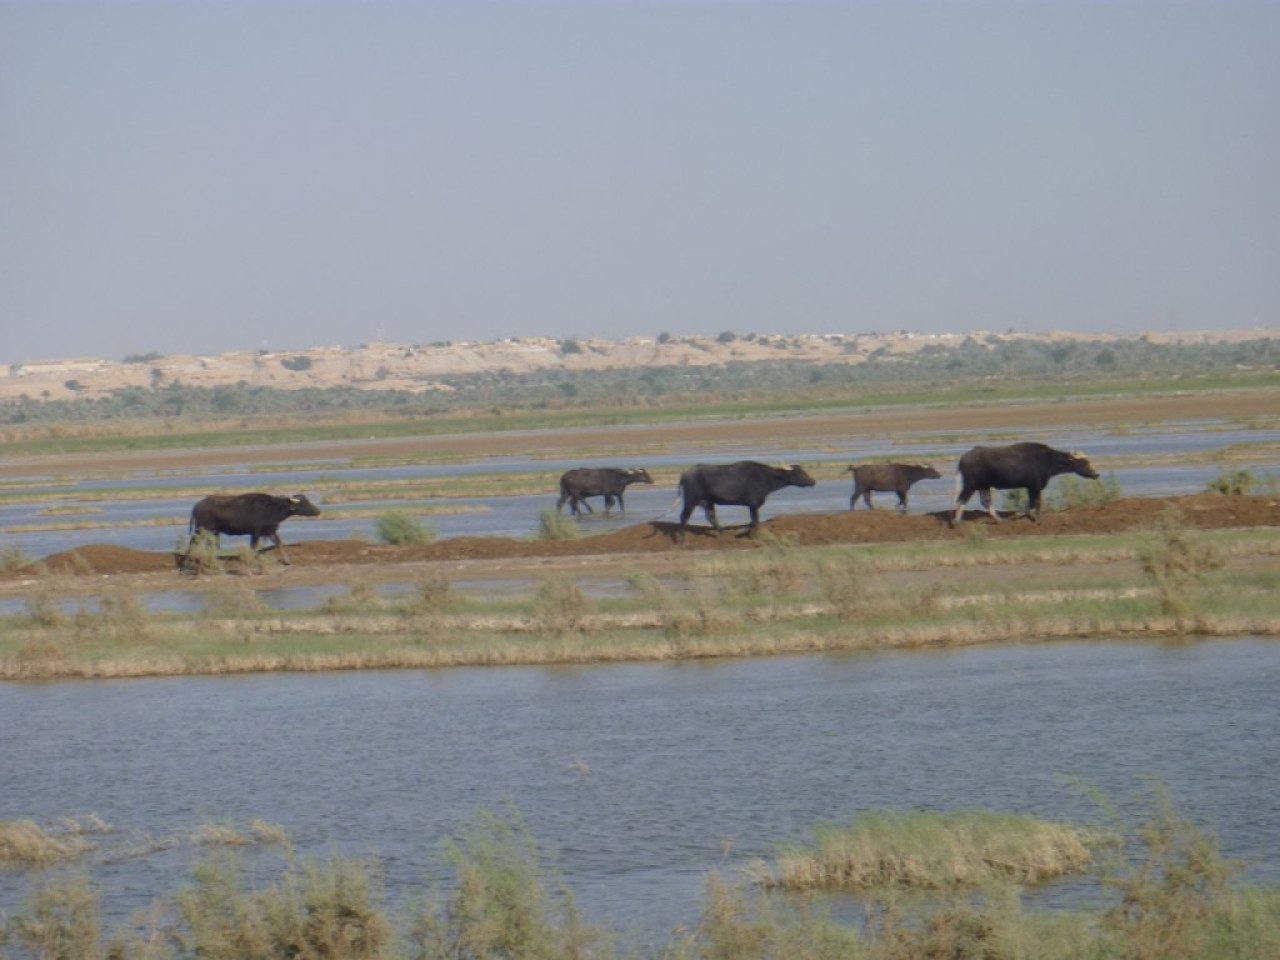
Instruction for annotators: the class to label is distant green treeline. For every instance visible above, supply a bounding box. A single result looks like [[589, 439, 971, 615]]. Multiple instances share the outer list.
[[3, 334, 1276, 426]]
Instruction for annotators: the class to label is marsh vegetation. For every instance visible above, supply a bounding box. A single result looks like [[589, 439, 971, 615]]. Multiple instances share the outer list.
[[3, 511, 1278, 680], [1, 799, 1276, 960]]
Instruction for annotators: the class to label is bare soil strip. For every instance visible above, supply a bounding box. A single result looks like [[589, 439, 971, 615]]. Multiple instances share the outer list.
[[4, 494, 1276, 595], [3, 389, 1275, 479]]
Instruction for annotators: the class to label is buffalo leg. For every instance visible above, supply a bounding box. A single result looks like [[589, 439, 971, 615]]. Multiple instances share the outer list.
[[1027, 486, 1043, 521], [980, 488, 999, 521], [678, 501, 696, 540], [264, 532, 291, 564], [896, 491, 908, 512], [703, 503, 720, 533]]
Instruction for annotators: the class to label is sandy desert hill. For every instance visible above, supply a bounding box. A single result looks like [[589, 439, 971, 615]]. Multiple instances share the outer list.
[[2, 327, 1273, 402]]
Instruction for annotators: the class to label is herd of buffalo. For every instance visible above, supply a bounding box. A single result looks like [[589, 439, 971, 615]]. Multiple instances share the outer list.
[[181, 442, 1100, 568]]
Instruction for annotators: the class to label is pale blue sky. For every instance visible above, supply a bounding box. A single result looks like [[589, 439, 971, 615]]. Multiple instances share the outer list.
[[3, 1, 1278, 363]]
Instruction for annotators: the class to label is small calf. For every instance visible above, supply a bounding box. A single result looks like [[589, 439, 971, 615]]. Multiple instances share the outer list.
[[848, 463, 941, 512]]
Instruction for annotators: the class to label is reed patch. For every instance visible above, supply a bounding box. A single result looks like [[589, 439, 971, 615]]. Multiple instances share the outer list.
[[2, 801, 1276, 960], [758, 810, 1100, 890]]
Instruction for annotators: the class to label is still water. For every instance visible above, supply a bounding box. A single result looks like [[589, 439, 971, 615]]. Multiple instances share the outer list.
[[2, 638, 1277, 939]]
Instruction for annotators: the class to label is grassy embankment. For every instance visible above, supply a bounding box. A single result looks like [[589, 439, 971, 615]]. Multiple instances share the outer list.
[[4, 370, 1277, 459], [2, 799, 1277, 959], [3, 512, 1278, 680]]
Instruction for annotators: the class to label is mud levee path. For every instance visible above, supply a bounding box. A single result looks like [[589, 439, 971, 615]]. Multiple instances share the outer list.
[[3, 389, 1277, 598], [6, 495, 1278, 602]]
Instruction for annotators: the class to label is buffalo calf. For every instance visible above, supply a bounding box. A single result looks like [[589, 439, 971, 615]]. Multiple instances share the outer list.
[[848, 463, 941, 511], [557, 467, 654, 517]]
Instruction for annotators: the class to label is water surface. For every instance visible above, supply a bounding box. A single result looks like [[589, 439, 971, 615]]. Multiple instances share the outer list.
[[2, 638, 1276, 939]]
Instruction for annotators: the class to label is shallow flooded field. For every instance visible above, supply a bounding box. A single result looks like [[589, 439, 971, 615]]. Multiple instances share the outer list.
[[2, 638, 1277, 940], [4, 414, 1278, 561]]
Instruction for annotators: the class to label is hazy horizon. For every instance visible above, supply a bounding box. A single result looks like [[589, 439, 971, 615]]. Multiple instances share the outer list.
[[4, 2, 1278, 364]]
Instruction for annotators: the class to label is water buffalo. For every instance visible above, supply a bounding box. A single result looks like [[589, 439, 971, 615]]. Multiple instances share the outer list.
[[183, 492, 320, 567], [557, 467, 654, 516], [848, 462, 941, 511], [953, 443, 1099, 522], [677, 461, 816, 538]]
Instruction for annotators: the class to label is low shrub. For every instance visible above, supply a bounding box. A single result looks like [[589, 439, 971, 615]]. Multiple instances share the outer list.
[[536, 507, 579, 541], [1049, 470, 1123, 509], [1136, 506, 1226, 624], [401, 573, 454, 615], [535, 577, 587, 636], [73, 588, 152, 646], [1206, 467, 1256, 496], [411, 809, 596, 960], [374, 510, 436, 546], [203, 579, 265, 618], [1, 543, 29, 572], [175, 850, 392, 960]]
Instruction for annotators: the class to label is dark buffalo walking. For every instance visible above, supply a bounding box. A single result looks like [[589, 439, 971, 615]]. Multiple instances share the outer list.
[[677, 461, 816, 538], [557, 467, 654, 516], [953, 443, 1099, 521], [848, 462, 941, 511], [183, 493, 321, 567]]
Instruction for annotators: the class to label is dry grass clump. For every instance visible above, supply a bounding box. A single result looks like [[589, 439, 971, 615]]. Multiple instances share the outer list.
[[535, 576, 588, 636], [1, 543, 30, 571], [203, 578, 266, 618], [1136, 506, 1227, 627], [179, 529, 223, 576], [191, 819, 290, 848], [0, 820, 91, 867], [762, 810, 1098, 891], [322, 578, 385, 614], [60, 587, 154, 647]]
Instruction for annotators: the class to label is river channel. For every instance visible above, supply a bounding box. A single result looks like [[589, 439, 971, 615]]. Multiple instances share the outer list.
[[2, 637, 1277, 941]]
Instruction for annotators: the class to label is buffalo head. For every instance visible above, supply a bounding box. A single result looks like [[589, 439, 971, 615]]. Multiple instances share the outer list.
[[1068, 453, 1100, 480], [287, 494, 322, 517], [784, 464, 816, 487]]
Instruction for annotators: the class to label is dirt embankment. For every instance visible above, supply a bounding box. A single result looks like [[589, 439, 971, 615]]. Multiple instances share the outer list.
[[10, 495, 1278, 589]]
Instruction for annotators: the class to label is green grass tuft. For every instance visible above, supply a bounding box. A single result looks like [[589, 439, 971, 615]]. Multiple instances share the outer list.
[[374, 510, 437, 546]]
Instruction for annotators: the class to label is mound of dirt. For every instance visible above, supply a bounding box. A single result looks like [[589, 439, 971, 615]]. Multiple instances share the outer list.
[[12, 495, 1277, 581]]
